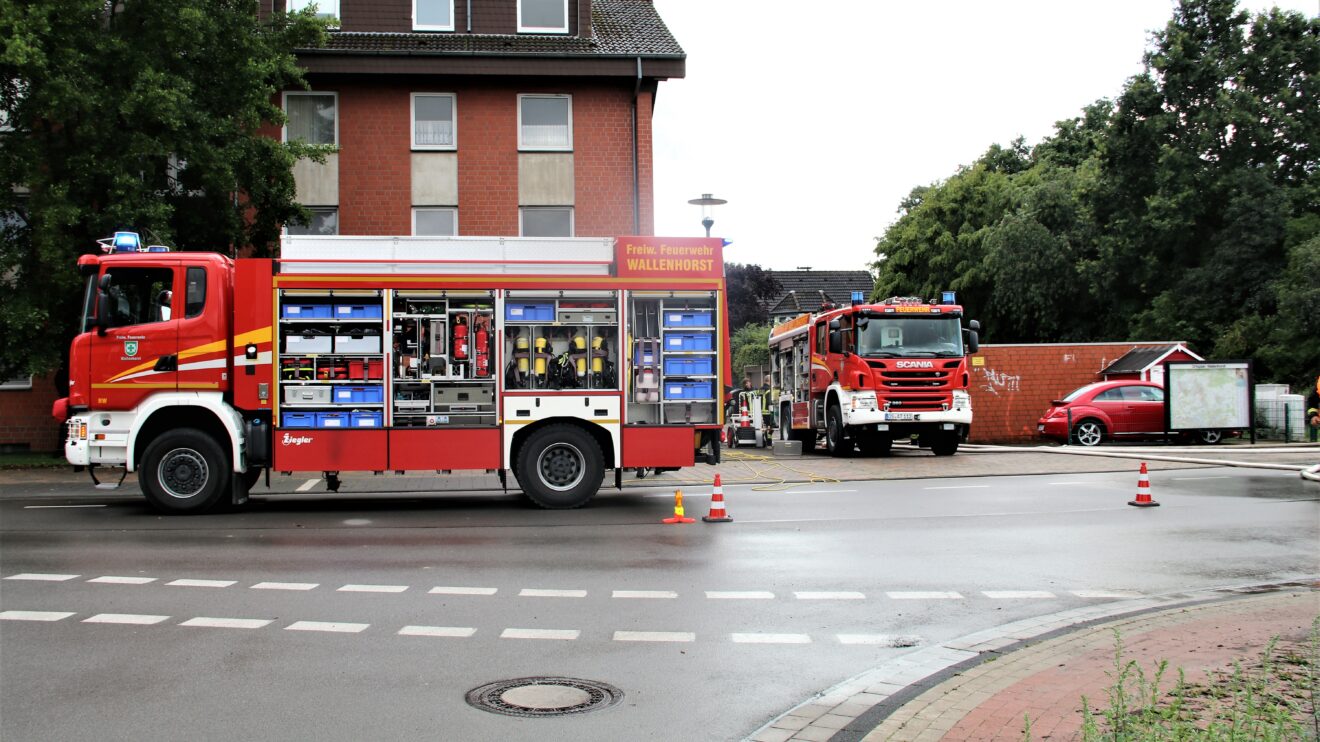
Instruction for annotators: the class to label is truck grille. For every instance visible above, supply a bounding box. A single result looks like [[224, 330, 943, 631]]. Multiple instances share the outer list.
[[867, 360, 961, 411]]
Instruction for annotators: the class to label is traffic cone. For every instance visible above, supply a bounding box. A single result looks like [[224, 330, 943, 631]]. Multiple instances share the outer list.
[[1128, 462, 1159, 507], [702, 473, 733, 523], [662, 489, 696, 524]]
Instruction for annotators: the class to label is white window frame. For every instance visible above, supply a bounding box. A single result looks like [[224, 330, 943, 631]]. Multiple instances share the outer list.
[[412, 207, 458, 236], [281, 91, 339, 146], [410, 93, 457, 150], [413, 0, 455, 31], [517, 94, 572, 151], [519, 207, 574, 237], [518, 0, 569, 33], [288, 0, 340, 19], [0, 375, 32, 391], [286, 207, 340, 236]]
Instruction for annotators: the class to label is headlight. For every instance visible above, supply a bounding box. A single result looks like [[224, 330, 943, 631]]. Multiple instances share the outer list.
[[850, 392, 878, 411], [953, 390, 970, 410]]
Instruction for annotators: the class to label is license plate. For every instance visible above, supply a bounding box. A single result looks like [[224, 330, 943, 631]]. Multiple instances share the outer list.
[[885, 412, 916, 421]]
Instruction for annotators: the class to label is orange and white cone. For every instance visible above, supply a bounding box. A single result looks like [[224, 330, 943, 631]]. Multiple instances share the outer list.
[[662, 489, 696, 524], [1128, 462, 1159, 507], [703, 473, 733, 523]]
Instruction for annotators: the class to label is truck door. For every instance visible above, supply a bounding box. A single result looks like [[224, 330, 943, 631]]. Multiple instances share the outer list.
[[175, 265, 229, 393], [89, 264, 180, 410]]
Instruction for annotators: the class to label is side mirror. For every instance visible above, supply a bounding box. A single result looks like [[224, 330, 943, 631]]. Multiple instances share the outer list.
[[857, 316, 869, 330], [829, 330, 843, 355], [966, 330, 979, 354], [969, 319, 981, 331], [95, 292, 111, 336]]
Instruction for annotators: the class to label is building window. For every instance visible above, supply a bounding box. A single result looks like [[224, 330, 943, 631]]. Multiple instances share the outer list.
[[287, 207, 339, 236], [413, 208, 457, 236], [411, 94, 456, 149], [413, 0, 454, 30], [0, 375, 32, 391], [287, 0, 339, 20], [520, 207, 573, 237], [283, 92, 337, 146], [518, 94, 571, 150], [518, 0, 568, 33]]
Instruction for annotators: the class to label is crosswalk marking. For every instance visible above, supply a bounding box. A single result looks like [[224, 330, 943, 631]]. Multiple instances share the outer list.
[[338, 584, 408, 593], [519, 589, 587, 598], [612, 590, 678, 599], [286, 621, 369, 633], [613, 631, 695, 642], [983, 590, 1056, 599], [501, 628, 579, 640], [5, 573, 79, 582], [0, 610, 76, 621], [836, 634, 922, 646], [252, 582, 319, 591], [181, 617, 272, 629], [89, 576, 156, 585], [886, 591, 964, 600], [706, 591, 775, 600], [1072, 589, 1145, 599], [399, 625, 477, 638], [167, 579, 236, 588], [429, 586, 498, 596], [795, 591, 865, 600], [84, 613, 169, 625]]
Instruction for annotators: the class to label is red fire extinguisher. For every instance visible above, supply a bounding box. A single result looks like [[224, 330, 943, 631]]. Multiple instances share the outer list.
[[452, 315, 469, 360], [474, 316, 490, 378]]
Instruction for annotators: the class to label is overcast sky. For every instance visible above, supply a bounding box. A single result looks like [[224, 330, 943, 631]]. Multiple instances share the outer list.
[[649, 0, 1316, 271]]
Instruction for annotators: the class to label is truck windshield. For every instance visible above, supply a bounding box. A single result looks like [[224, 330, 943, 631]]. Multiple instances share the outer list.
[[858, 316, 964, 357]]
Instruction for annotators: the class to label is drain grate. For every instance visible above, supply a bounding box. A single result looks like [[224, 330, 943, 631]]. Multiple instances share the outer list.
[[466, 677, 623, 718]]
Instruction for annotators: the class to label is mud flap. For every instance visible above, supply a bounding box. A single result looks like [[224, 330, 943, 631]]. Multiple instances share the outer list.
[[231, 469, 249, 506]]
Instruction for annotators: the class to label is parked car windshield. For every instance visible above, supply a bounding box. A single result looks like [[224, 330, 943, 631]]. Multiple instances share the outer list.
[[858, 316, 963, 357]]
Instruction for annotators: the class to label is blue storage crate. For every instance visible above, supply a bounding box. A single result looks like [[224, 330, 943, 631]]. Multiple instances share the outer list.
[[505, 303, 555, 322], [663, 381, 713, 400], [281, 412, 317, 428], [663, 310, 714, 328], [333, 385, 384, 404], [663, 356, 714, 376], [663, 332, 714, 352], [334, 303, 383, 319], [350, 411, 383, 428], [281, 302, 333, 319], [316, 412, 348, 428]]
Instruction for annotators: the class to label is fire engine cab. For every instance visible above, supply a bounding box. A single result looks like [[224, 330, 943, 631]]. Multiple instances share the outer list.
[[769, 293, 979, 456], [55, 233, 730, 513]]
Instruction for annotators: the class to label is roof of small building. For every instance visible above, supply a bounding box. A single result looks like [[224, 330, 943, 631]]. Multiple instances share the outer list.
[[311, 0, 684, 57], [1100, 344, 1202, 374], [767, 270, 875, 316]]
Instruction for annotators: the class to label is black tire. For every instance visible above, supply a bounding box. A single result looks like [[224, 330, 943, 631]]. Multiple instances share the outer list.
[[825, 403, 851, 457], [140, 428, 230, 514], [930, 431, 959, 456], [1196, 430, 1222, 445], [857, 433, 892, 457], [515, 424, 604, 509], [1072, 419, 1106, 447]]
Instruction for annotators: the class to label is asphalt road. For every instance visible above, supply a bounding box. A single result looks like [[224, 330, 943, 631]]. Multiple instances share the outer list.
[[1, 462, 1317, 741]]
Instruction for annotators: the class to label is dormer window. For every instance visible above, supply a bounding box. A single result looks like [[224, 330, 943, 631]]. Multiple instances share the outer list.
[[414, 0, 455, 31], [518, 0, 568, 34]]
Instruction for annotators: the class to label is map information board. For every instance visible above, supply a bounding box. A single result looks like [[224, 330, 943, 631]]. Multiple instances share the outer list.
[[1166, 361, 1252, 431]]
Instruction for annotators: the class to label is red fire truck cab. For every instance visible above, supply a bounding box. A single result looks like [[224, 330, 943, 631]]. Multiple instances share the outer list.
[[56, 234, 730, 513]]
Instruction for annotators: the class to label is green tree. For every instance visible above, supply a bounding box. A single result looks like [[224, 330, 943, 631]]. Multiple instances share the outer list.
[[0, 0, 328, 379], [724, 262, 781, 331], [731, 322, 772, 384]]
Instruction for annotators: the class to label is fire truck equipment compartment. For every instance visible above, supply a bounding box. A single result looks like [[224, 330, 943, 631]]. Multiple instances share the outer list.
[[333, 386, 385, 404], [664, 333, 714, 352], [664, 381, 713, 400], [505, 303, 555, 322], [558, 310, 617, 324], [663, 310, 713, 328], [350, 411, 383, 427], [334, 303, 383, 319], [285, 332, 333, 354], [333, 329, 381, 354], [283, 385, 332, 405], [316, 412, 349, 428], [281, 412, 317, 428], [282, 302, 333, 319], [274, 430, 388, 471], [663, 357, 714, 376]]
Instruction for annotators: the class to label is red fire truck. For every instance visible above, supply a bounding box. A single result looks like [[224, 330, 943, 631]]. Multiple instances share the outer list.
[[769, 294, 979, 456], [54, 233, 730, 513]]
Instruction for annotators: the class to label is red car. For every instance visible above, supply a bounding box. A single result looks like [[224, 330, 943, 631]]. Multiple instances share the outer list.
[[1037, 380, 1225, 446]]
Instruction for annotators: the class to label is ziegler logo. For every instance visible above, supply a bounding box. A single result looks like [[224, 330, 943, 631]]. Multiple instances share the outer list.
[[281, 433, 313, 446], [895, 361, 935, 369]]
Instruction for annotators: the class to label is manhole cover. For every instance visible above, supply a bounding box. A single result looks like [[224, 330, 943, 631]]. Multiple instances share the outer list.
[[466, 677, 623, 718]]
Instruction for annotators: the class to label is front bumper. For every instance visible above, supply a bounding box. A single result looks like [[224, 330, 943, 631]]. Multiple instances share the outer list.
[[843, 407, 973, 428], [64, 416, 91, 466]]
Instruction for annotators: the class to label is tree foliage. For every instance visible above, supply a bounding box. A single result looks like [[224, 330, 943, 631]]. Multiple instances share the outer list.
[[872, 0, 1318, 389], [731, 321, 772, 383], [0, 0, 328, 379], [724, 262, 781, 331]]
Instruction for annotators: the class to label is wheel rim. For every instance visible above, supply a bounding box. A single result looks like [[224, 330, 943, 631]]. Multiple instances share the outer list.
[[1200, 431, 1221, 444], [1076, 423, 1102, 446], [158, 448, 209, 499], [827, 410, 840, 450], [536, 443, 586, 492]]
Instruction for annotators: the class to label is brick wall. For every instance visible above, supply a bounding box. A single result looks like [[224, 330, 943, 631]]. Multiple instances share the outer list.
[[338, 82, 412, 235], [968, 342, 1187, 443], [0, 375, 62, 452]]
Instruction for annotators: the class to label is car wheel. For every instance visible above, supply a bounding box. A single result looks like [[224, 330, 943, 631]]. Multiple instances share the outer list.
[[825, 404, 850, 457], [1196, 430, 1222, 445], [1072, 420, 1106, 447], [515, 424, 604, 509], [930, 431, 959, 456], [140, 428, 230, 514]]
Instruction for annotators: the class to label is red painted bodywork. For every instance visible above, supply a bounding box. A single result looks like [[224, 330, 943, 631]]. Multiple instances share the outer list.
[[621, 427, 695, 468], [388, 429, 501, 470], [274, 429, 388, 471]]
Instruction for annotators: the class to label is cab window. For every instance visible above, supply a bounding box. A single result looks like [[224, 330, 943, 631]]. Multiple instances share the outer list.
[[815, 322, 827, 356], [102, 267, 175, 328], [185, 267, 206, 318]]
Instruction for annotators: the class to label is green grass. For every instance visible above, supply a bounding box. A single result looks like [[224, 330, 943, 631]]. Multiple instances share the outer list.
[[0, 451, 69, 469]]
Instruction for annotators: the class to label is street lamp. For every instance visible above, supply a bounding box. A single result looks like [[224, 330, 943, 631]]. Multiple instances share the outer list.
[[687, 193, 727, 238]]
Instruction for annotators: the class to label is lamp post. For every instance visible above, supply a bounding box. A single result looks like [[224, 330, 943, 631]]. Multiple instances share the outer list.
[[687, 193, 727, 238]]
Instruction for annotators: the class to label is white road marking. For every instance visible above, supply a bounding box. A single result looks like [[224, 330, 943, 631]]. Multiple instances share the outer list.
[[24, 504, 107, 509], [286, 621, 369, 633], [181, 617, 272, 629], [88, 576, 156, 584], [794, 591, 865, 600], [612, 590, 678, 599], [84, 613, 169, 625], [1072, 589, 1145, 599], [983, 590, 1056, 599], [399, 625, 477, 638], [706, 591, 775, 600], [613, 631, 695, 642], [0, 611, 75, 621], [252, 582, 319, 591], [500, 628, 580, 640], [731, 633, 812, 644], [923, 485, 991, 490], [296, 479, 319, 492], [886, 591, 964, 600], [429, 586, 498, 596], [338, 584, 408, 593], [167, 579, 236, 588], [519, 588, 587, 598], [5, 573, 79, 581], [837, 634, 923, 646]]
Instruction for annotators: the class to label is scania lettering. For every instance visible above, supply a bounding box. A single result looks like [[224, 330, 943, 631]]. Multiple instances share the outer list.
[[54, 234, 730, 513], [768, 294, 980, 457]]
